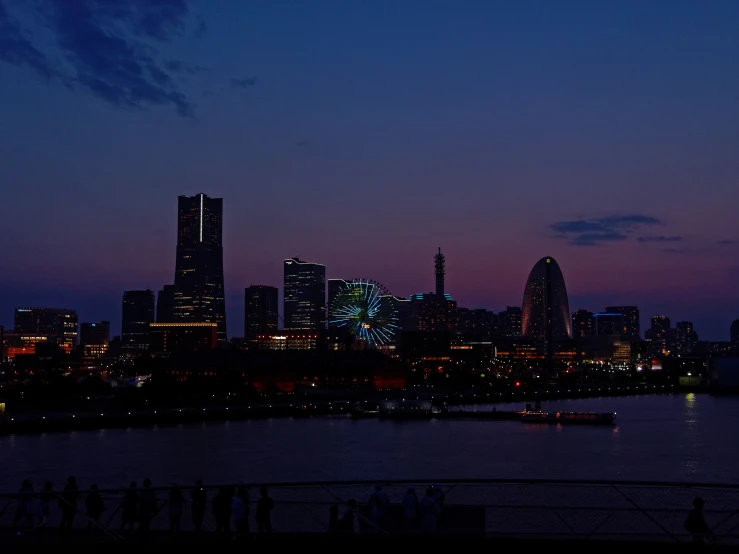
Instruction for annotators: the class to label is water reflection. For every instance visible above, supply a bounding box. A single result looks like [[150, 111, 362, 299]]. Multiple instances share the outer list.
[[1, 394, 738, 490]]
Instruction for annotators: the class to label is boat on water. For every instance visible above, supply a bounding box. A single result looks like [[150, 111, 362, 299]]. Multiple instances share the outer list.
[[521, 410, 616, 425], [377, 399, 448, 419]]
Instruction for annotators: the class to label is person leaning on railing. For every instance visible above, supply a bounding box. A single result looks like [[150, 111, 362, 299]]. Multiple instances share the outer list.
[[684, 497, 715, 544]]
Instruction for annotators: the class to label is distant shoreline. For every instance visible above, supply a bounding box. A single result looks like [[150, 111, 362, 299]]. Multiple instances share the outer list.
[[0, 383, 692, 436]]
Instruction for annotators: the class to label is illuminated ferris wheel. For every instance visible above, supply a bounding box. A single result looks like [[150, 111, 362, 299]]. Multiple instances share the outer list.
[[329, 279, 398, 348]]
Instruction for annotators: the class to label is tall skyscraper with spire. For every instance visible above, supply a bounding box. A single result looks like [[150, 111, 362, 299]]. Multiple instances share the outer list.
[[409, 248, 456, 332], [435, 247, 445, 296], [170, 193, 227, 340]]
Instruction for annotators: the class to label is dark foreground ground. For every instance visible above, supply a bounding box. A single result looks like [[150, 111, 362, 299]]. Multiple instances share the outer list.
[[0, 530, 733, 552]]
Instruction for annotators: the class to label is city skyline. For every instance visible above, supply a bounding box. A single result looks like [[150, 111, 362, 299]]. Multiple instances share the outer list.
[[1, 2, 738, 339]]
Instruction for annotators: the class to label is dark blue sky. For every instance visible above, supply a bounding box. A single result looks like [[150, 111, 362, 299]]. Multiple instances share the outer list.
[[1, 1, 738, 339]]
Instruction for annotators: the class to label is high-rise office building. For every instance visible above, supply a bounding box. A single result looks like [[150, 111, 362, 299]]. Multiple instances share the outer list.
[[169, 193, 226, 340], [122, 290, 156, 356], [521, 257, 571, 356], [245, 286, 279, 343], [14, 307, 78, 352], [499, 306, 522, 337], [156, 285, 176, 323], [80, 321, 110, 360], [284, 257, 326, 331], [675, 321, 698, 356], [647, 315, 671, 339], [605, 306, 640, 338], [80, 321, 110, 346], [572, 309, 594, 338], [456, 308, 497, 339], [593, 313, 624, 336]]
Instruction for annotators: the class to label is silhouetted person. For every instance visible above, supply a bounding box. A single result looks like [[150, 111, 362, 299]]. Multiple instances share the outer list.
[[367, 485, 390, 526], [403, 486, 419, 529], [191, 480, 207, 531], [59, 476, 79, 533], [255, 486, 273, 533], [85, 484, 104, 530], [12, 479, 32, 529], [419, 487, 439, 532], [213, 486, 232, 536], [433, 484, 445, 528], [38, 481, 54, 528], [138, 478, 156, 533], [685, 497, 711, 544], [233, 485, 249, 534], [168, 484, 185, 534], [121, 481, 138, 531], [340, 499, 357, 534], [329, 504, 341, 533]]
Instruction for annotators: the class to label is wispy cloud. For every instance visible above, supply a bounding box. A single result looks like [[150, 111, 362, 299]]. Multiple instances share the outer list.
[[637, 235, 683, 243], [0, 0, 203, 118], [0, 0, 56, 80], [551, 215, 662, 246], [231, 77, 257, 89], [716, 239, 737, 246]]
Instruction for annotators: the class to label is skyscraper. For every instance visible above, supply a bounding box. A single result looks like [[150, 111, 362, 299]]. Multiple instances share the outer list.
[[572, 309, 594, 337], [435, 247, 445, 296], [172, 194, 226, 340], [604, 306, 640, 338], [245, 285, 279, 343], [521, 256, 571, 356], [731, 320, 739, 346], [122, 290, 155, 356], [156, 285, 176, 323], [284, 258, 326, 331]]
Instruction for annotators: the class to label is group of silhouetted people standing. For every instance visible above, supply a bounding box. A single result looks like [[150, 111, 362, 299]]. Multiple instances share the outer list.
[[9, 477, 274, 537], [7, 478, 720, 541], [328, 485, 446, 534]]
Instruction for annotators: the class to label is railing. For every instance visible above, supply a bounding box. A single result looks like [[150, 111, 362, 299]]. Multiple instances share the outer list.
[[1, 479, 738, 543]]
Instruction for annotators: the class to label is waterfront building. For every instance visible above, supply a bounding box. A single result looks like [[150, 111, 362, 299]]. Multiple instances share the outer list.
[[521, 257, 571, 357], [604, 305, 640, 339], [80, 321, 110, 362], [498, 306, 522, 337], [731, 319, 739, 346], [149, 322, 218, 355], [675, 321, 698, 356], [646, 316, 671, 341], [456, 308, 497, 340], [171, 193, 227, 340], [13, 307, 78, 352], [593, 313, 625, 336], [122, 290, 155, 356], [283, 257, 326, 331], [572, 309, 594, 338], [254, 332, 318, 351], [245, 285, 279, 344]]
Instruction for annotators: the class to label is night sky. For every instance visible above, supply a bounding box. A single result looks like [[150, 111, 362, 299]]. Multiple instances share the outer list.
[[1, 1, 738, 339]]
